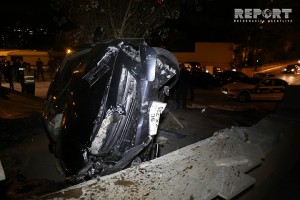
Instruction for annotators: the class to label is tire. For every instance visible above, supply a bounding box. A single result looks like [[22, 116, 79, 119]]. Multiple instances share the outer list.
[[238, 91, 250, 102], [153, 47, 180, 101]]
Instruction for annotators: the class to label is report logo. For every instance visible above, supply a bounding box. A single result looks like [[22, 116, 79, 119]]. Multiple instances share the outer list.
[[234, 8, 292, 23]]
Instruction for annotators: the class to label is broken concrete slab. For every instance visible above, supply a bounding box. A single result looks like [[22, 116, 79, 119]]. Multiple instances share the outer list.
[[0, 160, 5, 181], [37, 85, 300, 200], [39, 127, 264, 200]]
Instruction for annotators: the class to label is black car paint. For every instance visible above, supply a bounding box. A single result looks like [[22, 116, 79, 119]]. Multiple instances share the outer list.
[[42, 39, 179, 182], [192, 71, 221, 88], [220, 70, 249, 85]]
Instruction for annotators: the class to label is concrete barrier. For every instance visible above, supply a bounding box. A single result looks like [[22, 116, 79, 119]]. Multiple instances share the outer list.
[[38, 87, 300, 200], [281, 85, 300, 110], [0, 160, 5, 181]]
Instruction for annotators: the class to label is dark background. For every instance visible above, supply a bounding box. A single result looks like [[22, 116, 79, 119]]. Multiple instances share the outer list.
[[1, 0, 299, 51]]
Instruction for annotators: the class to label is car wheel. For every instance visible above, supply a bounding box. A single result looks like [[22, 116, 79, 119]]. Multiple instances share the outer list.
[[238, 91, 250, 102]]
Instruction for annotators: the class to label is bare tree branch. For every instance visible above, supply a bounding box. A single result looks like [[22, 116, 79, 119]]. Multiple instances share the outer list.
[[52, 0, 181, 46]]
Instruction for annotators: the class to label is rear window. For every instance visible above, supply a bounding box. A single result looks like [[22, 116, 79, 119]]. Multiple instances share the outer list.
[[274, 79, 288, 86], [246, 77, 261, 85], [237, 72, 249, 78], [286, 64, 297, 69]]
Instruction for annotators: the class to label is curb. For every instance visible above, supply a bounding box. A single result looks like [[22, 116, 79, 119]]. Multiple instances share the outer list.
[[0, 86, 45, 101]]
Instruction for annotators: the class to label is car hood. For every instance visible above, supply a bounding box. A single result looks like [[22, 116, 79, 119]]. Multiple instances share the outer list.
[[223, 82, 256, 90]]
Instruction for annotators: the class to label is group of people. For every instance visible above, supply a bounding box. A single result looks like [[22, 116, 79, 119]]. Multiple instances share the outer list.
[[1, 56, 193, 104], [0, 58, 45, 96], [0, 58, 14, 90]]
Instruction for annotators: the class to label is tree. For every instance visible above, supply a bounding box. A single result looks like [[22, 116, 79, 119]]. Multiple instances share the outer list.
[[51, 0, 181, 46], [231, 0, 300, 65]]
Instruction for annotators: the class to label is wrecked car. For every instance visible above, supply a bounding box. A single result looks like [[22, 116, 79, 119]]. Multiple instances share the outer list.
[[42, 39, 179, 183]]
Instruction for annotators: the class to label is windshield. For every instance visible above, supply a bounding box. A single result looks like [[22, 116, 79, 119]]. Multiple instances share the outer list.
[[286, 65, 296, 69], [244, 77, 262, 85]]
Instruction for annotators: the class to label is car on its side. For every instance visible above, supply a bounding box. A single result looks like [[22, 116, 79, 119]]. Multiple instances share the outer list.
[[283, 64, 299, 74], [219, 70, 249, 85], [222, 77, 288, 102]]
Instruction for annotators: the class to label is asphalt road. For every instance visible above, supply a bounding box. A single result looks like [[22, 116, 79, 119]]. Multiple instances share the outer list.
[[1, 61, 298, 199], [0, 83, 280, 199]]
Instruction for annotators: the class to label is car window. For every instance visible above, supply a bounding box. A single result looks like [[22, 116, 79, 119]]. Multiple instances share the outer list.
[[261, 79, 273, 86], [247, 77, 261, 85], [237, 72, 249, 78], [274, 79, 287, 86], [287, 64, 297, 69]]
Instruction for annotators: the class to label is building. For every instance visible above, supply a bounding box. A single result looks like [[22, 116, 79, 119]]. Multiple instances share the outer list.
[[172, 42, 235, 71]]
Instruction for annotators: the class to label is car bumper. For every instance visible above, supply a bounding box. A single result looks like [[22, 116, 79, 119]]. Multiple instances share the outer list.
[[222, 90, 239, 99]]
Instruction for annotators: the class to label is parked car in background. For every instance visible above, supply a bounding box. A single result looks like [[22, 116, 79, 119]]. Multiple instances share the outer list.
[[219, 70, 249, 85], [184, 62, 202, 72], [253, 73, 275, 78], [222, 77, 288, 102], [283, 64, 299, 74], [192, 71, 222, 88], [213, 67, 223, 77]]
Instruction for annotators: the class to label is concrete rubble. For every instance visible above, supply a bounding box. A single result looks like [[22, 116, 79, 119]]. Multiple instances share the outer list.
[[0, 160, 5, 181], [37, 87, 300, 199], [38, 127, 263, 200]]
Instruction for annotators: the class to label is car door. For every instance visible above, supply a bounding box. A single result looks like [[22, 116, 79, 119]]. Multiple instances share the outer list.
[[253, 79, 274, 100], [271, 79, 286, 100], [254, 79, 286, 100]]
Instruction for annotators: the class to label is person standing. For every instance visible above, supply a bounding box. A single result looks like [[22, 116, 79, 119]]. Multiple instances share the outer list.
[[24, 63, 35, 95], [19, 62, 26, 93], [0, 58, 5, 87], [48, 57, 57, 79], [36, 57, 45, 81], [176, 65, 192, 108], [13, 59, 21, 81], [4, 61, 14, 90]]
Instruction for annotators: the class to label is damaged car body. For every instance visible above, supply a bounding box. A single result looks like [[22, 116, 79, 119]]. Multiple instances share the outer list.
[[42, 39, 179, 183]]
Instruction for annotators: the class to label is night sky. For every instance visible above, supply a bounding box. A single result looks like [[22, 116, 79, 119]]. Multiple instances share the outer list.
[[0, 1, 258, 27], [1, 0, 53, 27], [1, 0, 299, 48]]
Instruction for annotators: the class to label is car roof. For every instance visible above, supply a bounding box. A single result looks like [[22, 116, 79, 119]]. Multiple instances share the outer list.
[[230, 77, 288, 85], [260, 77, 284, 80], [286, 64, 297, 67], [193, 71, 213, 75], [222, 70, 249, 76], [260, 77, 289, 83], [223, 70, 246, 74]]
